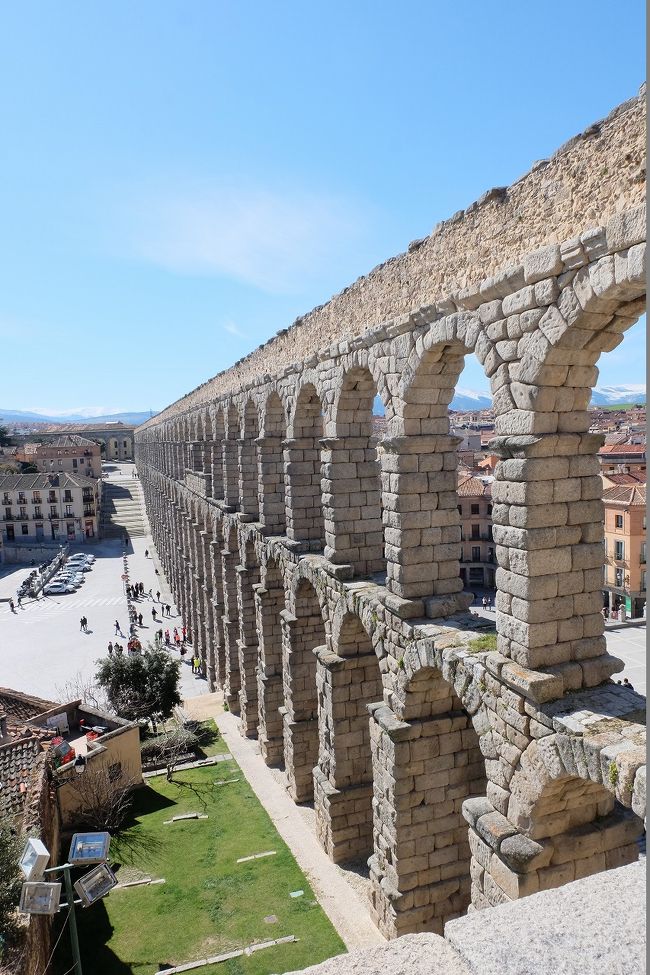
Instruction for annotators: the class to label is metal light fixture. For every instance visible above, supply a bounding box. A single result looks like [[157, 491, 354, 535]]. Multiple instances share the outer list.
[[68, 831, 111, 866], [19, 881, 62, 916], [19, 838, 50, 881], [74, 863, 117, 907]]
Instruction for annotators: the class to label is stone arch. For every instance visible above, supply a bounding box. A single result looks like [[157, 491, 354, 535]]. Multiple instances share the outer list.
[[239, 399, 260, 519], [314, 610, 384, 863], [223, 404, 240, 509], [211, 407, 226, 499], [258, 391, 287, 534], [324, 366, 386, 578], [256, 555, 287, 766], [368, 642, 487, 937], [221, 522, 241, 709], [466, 727, 646, 908], [282, 576, 327, 802], [236, 536, 261, 735], [492, 239, 646, 685], [285, 382, 325, 550], [383, 315, 485, 610]]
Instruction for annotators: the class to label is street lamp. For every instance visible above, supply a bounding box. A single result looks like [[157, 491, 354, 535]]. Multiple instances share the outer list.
[[18, 831, 116, 975]]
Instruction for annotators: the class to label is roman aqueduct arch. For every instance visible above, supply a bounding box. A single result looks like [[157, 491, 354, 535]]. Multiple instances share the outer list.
[[135, 90, 647, 937]]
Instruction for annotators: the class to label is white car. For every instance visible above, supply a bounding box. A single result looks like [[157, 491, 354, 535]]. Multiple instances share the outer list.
[[55, 573, 84, 587], [67, 559, 92, 572], [70, 554, 95, 565], [67, 556, 91, 568], [44, 582, 74, 595]]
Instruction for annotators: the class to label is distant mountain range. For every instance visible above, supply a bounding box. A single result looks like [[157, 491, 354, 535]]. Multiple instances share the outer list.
[[0, 408, 157, 427], [449, 384, 646, 412]]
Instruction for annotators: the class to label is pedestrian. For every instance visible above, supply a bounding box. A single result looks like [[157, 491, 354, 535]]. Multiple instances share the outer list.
[[165, 630, 170, 646], [194, 656, 201, 675], [9, 599, 15, 613], [17, 595, 22, 608], [482, 596, 487, 610], [114, 619, 121, 635], [157, 628, 163, 642], [182, 625, 187, 642], [139, 582, 144, 595], [148, 587, 153, 599], [166, 604, 171, 617], [602, 606, 608, 620], [145, 549, 149, 558], [80, 617, 85, 632], [107, 641, 113, 655], [138, 613, 143, 626], [156, 591, 160, 602], [152, 607, 158, 621]]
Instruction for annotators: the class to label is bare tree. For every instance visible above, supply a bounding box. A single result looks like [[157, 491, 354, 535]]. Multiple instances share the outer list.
[[55, 671, 112, 714], [64, 763, 135, 833]]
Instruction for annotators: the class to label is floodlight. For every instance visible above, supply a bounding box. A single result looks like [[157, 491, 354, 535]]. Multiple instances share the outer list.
[[19, 838, 50, 881], [19, 881, 61, 916], [68, 832, 111, 865], [74, 863, 117, 907]]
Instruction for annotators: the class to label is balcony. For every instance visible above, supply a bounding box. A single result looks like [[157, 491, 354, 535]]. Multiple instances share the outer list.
[[3, 514, 14, 521], [83, 507, 96, 517]]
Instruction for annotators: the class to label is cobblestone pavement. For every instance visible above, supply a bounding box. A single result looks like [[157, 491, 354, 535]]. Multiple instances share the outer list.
[[0, 464, 205, 702]]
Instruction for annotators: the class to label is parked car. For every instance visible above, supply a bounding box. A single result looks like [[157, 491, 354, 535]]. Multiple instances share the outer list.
[[55, 573, 84, 588], [44, 582, 74, 595]]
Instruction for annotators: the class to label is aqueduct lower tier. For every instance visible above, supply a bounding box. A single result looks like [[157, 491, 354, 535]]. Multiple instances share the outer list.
[[135, 93, 646, 937]]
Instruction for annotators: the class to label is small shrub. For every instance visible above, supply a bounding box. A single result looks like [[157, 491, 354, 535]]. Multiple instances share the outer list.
[[140, 729, 199, 762], [468, 634, 497, 653]]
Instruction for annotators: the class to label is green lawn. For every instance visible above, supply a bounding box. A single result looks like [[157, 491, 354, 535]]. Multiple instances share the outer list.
[[56, 741, 345, 975]]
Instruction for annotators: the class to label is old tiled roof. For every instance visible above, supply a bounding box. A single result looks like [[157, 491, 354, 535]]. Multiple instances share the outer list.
[[0, 687, 58, 723], [604, 472, 646, 486], [457, 474, 492, 497], [599, 443, 646, 455], [36, 435, 99, 449], [0, 472, 97, 491], [0, 737, 44, 816], [602, 484, 647, 506]]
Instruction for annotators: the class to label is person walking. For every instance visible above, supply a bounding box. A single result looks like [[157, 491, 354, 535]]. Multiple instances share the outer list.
[[165, 629, 170, 646], [107, 641, 113, 655], [138, 612, 143, 626], [145, 549, 149, 558], [9, 599, 15, 613], [114, 619, 121, 635], [156, 591, 160, 602], [166, 604, 171, 617], [152, 607, 158, 621], [148, 587, 153, 599]]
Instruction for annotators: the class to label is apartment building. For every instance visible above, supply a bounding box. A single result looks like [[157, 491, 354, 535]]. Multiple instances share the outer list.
[[457, 473, 495, 590], [0, 472, 101, 544], [15, 435, 102, 478], [602, 482, 647, 619]]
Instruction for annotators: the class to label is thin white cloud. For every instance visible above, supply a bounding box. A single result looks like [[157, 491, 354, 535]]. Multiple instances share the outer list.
[[126, 182, 367, 294], [222, 321, 246, 339]]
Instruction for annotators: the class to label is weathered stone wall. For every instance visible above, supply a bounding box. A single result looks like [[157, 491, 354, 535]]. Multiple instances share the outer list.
[[140, 87, 645, 425], [135, 92, 646, 939]]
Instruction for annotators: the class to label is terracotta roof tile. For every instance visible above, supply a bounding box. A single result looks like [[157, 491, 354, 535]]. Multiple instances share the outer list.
[[602, 484, 647, 506]]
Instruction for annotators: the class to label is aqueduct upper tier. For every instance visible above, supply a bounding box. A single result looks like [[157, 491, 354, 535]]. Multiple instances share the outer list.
[[135, 89, 646, 938]]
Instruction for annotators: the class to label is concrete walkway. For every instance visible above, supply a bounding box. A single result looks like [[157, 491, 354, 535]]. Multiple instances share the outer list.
[[211, 709, 384, 951]]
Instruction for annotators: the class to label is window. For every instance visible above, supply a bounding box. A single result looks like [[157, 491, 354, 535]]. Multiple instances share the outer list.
[[615, 568, 624, 587], [50, 506, 57, 517], [641, 543, 646, 565], [65, 505, 73, 517], [457, 505, 463, 516], [472, 546, 481, 562], [2, 493, 8, 505], [615, 514, 624, 529], [487, 504, 492, 516], [34, 507, 41, 517], [615, 540, 625, 561], [4, 508, 11, 520], [471, 504, 480, 515], [471, 524, 480, 539], [19, 507, 26, 519], [642, 572, 646, 592], [21, 524, 28, 535], [72, 458, 77, 468]]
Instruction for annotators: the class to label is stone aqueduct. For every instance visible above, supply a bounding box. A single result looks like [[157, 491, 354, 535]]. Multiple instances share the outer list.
[[135, 92, 647, 937]]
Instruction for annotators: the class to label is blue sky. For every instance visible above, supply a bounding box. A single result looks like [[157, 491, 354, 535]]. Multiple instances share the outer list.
[[0, 1, 645, 415]]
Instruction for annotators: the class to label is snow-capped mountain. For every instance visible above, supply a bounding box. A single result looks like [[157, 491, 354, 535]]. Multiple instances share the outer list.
[[449, 389, 493, 412], [589, 385, 646, 406]]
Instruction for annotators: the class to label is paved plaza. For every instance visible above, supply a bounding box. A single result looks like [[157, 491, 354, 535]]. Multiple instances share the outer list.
[[0, 465, 207, 703]]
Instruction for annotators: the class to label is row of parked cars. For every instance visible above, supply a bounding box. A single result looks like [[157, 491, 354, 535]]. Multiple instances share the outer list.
[[43, 554, 96, 595]]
